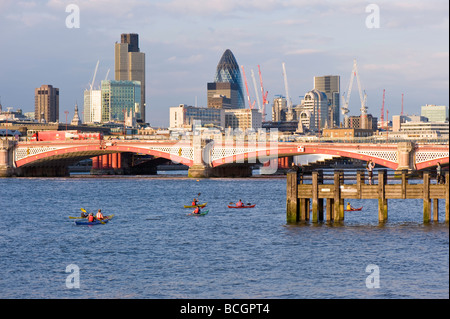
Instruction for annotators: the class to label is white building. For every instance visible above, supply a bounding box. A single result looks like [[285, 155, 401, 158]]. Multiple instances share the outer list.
[[300, 89, 329, 131], [170, 104, 225, 129], [225, 108, 262, 131], [83, 89, 102, 123]]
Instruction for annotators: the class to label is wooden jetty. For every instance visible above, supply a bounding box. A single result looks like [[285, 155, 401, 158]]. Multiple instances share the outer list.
[[286, 169, 449, 224]]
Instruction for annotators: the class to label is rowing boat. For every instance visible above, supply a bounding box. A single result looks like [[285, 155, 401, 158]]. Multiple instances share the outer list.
[[227, 204, 255, 209], [74, 214, 115, 225], [187, 210, 209, 216], [344, 207, 363, 212], [183, 202, 207, 208]]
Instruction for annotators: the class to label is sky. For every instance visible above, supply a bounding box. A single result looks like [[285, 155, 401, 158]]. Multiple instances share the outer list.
[[0, 0, 448, 127]]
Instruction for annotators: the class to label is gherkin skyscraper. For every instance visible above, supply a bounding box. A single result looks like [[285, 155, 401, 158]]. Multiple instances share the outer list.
[[213, 49, 245, 108]]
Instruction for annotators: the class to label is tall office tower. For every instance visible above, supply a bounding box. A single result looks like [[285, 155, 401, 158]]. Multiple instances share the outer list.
[[115, 33, 146, 122], [101, 80, 141, 123], [314, 75, 340, 127], [35, 84, 59, 123], [208, 49, 245, 109]]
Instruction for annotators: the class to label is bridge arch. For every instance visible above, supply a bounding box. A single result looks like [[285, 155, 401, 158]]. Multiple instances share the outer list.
[[210, 145, 399, 170], [15, 144, 193, 168]]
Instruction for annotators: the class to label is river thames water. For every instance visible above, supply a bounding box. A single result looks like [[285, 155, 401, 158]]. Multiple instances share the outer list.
[[0, 173, 448, 299]]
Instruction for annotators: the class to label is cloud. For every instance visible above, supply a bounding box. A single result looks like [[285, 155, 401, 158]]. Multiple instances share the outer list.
[[285, 48, 323, 56], [6, 12, 59, 27]]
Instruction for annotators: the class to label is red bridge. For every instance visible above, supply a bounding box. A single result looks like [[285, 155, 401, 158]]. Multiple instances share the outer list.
[[1, 137, 448, 177]]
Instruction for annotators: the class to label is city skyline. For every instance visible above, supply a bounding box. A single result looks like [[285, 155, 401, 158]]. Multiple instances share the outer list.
[[0, 0, 448, 127]]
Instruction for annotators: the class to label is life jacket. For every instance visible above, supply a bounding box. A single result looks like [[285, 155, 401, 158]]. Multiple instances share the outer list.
[[87, 215, 94, 222], [96, 212, 104, 220], [193, 207, 200, 214], [236, 201, 243, 207], [192, 199, 197, 206]]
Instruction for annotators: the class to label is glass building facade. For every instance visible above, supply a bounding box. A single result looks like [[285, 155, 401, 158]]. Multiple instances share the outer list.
[[213, 49, 245, 108], [101, 80, 141, 123]]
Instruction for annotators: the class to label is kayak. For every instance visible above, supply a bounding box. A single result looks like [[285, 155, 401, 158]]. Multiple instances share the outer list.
[[74, 214, 114, 225], [187, 210, 209, 216], [344, 207, 363, 212], [228, 204, 255, 209], [183, 202, 207, 208]]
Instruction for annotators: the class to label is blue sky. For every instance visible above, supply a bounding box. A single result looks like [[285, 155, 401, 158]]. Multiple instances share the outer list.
[[0, 0, 448, 126]]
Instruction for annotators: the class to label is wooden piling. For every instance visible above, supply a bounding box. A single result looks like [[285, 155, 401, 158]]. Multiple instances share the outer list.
[[333, 171, 343, 221], [423, 171, 431, 223], [433, 199, 439, 222], [286, 172, 299, 223], [312, 171, 324, 223], [378, 170, 388, 222]]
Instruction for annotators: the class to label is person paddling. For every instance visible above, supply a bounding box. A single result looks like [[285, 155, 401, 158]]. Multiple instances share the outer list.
[[192, 198, 199, 206], [236, 199, 244, 208], [193, 206, 201, 215], [346, 202, 355, 211], [87, 213, 94, 222], [96, 209, 104, 220]]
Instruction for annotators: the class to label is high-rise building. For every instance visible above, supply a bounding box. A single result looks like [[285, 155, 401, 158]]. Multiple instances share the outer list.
[[314, 75, 340, 127], [35, 84, 59, 123], [207, 49, 245, 109], [101, 80, 141, 123], [115, 33, 146, 122]]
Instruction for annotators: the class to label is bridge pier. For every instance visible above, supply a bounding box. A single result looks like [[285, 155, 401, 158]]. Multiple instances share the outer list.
[[397, 141, 416, 171], [0, 139, 15, 177]]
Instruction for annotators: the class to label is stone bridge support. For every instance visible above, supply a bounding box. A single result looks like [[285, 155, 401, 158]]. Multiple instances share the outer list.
[[397, 142, 416, 171], [0, 139, 15, 177]]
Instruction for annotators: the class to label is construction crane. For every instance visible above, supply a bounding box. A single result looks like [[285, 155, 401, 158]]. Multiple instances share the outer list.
[[258, 65, 269, 121], [282, 62, 294, 121], [251, 69, 262, 112], [241, 65, 255, 109], [90, 60, 99, 91], [341, 59, 367, 126], [104, 68, 110, 81]]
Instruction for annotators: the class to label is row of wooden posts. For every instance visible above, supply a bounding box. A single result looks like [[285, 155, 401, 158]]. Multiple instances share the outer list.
[[286, 169, 449, 224]]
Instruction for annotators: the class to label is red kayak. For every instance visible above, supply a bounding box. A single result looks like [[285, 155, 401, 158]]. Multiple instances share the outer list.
[[228, 204, 256, 209], [344, 207, 363, 212]]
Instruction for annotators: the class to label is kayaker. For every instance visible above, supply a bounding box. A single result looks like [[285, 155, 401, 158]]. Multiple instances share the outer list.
[[236, 199, 244, 207], [96, 209, 104, 220], [346, 202, 355, 211], [87, 213, 94, 222], [193, 206, 201, 214], [192, 198, 199, 206], [81, 211, 88, 218]]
